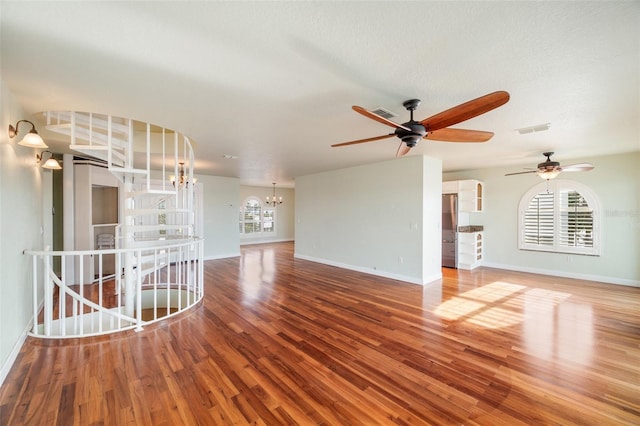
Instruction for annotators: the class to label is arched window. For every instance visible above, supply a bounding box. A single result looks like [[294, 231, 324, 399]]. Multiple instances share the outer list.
[[518, 179, 600, 256], [239, 197, 275, 235]]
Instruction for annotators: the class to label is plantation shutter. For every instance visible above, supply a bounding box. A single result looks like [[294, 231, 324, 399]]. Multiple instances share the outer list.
[[524, 192, 555, 246], [519, 181, 599, 256], [243, 199, 262, 234], [559, 190, 593, 248]]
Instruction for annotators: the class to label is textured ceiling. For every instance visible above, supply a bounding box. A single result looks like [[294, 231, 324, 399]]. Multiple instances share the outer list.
[[1, 1, 638, 187]]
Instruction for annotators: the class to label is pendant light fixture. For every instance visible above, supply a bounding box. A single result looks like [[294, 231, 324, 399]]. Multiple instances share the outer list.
[[265, 182, 283, 206], [169, 161, 197, 188]]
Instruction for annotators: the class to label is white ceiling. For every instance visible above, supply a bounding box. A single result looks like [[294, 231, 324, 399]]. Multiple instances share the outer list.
[[2, 1, 638, 188]]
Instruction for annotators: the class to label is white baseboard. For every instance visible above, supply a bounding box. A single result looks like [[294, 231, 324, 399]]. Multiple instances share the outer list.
[[240, 238, 294, 246], [482, 261, 640, 287], [204, 252, 241, 261], [294, 253, 441, 286], [0, 314, 36, 388]]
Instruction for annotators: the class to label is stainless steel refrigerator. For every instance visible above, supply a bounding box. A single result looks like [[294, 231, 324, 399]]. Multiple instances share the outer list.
[[442, 194, 458, 268]]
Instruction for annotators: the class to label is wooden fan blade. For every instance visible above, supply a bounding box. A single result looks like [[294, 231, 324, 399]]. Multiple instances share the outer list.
[[425, 128, 494, 142], [352, 106, 411, 131], [505, 170, 538, 176], [560, 163, 594, 172], [331, 134, 394, 147], [396, 142, 411, 157], [421, 91, 510, 132]]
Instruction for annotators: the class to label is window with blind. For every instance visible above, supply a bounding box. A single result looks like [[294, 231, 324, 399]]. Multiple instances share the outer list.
[[519, 180, 600, 256]]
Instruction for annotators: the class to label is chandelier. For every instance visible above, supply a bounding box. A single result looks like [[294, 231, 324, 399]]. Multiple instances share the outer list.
[[169, 162, 197, 188], [265, 182, 283, 206]]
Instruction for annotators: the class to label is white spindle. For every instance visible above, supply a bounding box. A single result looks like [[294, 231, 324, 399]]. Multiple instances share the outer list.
[[78, 255, 84, 334], [32, 255, 39, 336], [43, 254, 52, 336], [98, 253, 103, 333], [166, 248, 172, 317], [70, 112, 76, 146], [146, 123, 151, 191], [162, 128, 166, 191], [89, 112, 93, 146], [135, 249, 143, 332], [107, 115, 112, 168]]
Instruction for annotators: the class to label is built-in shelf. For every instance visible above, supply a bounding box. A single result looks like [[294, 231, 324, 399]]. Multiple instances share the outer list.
[[458, 231, 483, 270]]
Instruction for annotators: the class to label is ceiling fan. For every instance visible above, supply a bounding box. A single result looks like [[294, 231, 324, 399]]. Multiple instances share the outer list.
[[505, 152, 594, 180], [332, 91, 510, 157]]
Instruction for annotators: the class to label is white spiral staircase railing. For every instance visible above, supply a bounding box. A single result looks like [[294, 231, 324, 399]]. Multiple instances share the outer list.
[[24, 112, 203, 338]]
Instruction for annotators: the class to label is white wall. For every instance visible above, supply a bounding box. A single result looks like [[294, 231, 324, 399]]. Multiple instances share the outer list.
[[0, 80, 50, 385], [239, 185, 295, 245], [444, 151, 640, 286], [199, 175, 241, 260], [295, 155, 442, 285], [421, 156, 444, 282]]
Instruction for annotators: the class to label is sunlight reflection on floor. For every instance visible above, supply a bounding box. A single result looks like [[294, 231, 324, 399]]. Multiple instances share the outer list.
[[434, 281, 571, 330], [433, 280, 594, 364], [239, 248, 276, 302]]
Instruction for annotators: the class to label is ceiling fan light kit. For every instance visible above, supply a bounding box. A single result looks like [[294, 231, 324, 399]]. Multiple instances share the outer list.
[[332, 91, 510, 157]]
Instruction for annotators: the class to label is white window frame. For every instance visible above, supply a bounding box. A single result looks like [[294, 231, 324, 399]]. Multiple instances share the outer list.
[[518, 179, 601, 256], [239, 196, 276, 236]]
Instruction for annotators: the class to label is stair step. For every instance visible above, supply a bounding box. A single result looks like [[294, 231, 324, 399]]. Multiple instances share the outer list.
[[134, 249, 169, 262], [70, 146, 125, 167], [70, 145, 127, 163], [123, 224, 192, 232], [46, 112, 130, 135], [123, 237, 196, 249], [126, 189, 176, 198], [49, 124, 129, 149], [125, 208, 191, 217], [109, 167, 148, 175]]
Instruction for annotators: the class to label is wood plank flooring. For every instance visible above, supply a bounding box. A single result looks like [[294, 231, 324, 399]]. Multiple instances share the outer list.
[[1, 241, 639, 425]]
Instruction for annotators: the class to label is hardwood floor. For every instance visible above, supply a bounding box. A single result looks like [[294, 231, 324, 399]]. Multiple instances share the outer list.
[[1, 242, 639, 425]]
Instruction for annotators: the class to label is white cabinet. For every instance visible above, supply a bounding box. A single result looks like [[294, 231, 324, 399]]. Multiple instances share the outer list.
[[442, 181, 458, 194], [458, 179, 483, 212], [458, 232, 483, 270], [442, 179, 483, 212]]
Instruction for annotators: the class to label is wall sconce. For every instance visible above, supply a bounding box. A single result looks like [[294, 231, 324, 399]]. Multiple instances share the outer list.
[[265, 182, 283, 206], [8, 119, 48, 148], [169, 162, 197, 188], [36, 150, 62, 170]]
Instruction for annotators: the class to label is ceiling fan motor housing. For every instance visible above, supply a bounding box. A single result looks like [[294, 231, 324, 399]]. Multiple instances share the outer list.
[[538, 161, 560, 171], [538, 152, 560, 171], [395, 122, 427, 147]]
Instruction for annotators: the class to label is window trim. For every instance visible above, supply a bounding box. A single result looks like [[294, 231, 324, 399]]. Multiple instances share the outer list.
[[518, 179, 601, 256]]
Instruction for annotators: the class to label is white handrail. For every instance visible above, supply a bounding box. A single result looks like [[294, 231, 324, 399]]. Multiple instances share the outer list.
[[26, 238, 204, 338], [24, 237, 202, 257]]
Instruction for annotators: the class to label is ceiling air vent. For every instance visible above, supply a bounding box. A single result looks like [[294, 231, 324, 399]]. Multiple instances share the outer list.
[[371, 107, 397, 120], [516, 123, 551, 135]]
